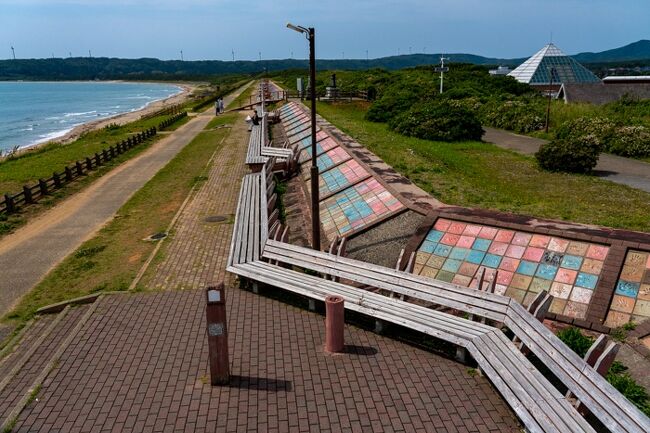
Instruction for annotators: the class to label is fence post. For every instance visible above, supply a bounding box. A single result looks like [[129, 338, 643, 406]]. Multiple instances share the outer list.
[[65, 166, 73, 182], [4, 194, 15, 213], [52, 172, 61, 189], [76, 161, 84, 176], [95, 153, 101, 165], [86, 157, 93, 171], [38, 179, 48, 196], [102, 149, 109, 161], [23, 186, 33, 204]]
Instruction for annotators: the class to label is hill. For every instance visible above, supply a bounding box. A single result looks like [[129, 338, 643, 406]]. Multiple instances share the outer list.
[[1, 40, 649, 80]]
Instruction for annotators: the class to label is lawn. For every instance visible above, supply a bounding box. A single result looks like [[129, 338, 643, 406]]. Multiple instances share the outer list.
[[318, 101, 650, 233], [2, 113, 237, 325]]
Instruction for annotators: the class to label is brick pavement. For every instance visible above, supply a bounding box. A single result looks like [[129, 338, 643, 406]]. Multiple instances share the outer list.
[[143, 112, 249, 290], [13, 289, 521, 433]]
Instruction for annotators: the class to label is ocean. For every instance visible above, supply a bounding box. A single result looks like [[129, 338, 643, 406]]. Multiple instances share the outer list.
[[0, 81, 182, 153]]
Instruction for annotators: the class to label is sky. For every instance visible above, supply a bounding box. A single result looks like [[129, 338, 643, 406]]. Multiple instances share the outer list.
[[1, 0, 648, 61]]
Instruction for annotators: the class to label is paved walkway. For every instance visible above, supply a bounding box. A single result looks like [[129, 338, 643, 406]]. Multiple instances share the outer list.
[[0, 83, 251, 316], [483, 127, 650, 193], [12, 290, 521, 433], [143, 112, 249, 290]]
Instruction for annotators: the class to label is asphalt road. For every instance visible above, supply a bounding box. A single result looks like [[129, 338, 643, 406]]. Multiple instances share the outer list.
[[483, 127, 650, 193], [0, 83, 251, 315]]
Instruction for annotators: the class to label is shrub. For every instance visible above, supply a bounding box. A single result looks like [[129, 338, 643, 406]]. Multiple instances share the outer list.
[[555, 116, 616, 149], [365, 87, 421, 122], [388, 100, 483, 142], [606, 362, 650, 416], [479, 99, 545, 133], [535, 135, 601, 174], [556, 327, 593, 358], [608, 126, 650, 157]]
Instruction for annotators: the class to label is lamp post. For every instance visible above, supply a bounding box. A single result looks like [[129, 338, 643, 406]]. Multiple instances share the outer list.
[[287, 22, 320, 250], [545, 67, 556, 133]]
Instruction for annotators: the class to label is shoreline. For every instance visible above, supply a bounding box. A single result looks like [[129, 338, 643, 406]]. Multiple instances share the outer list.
[[5, 82, 198, 157]]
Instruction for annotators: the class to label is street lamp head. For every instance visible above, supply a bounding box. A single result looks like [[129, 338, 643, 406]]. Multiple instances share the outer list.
[[286, 22, 308, 34]]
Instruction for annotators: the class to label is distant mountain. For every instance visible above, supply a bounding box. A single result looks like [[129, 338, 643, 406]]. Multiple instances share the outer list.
[[573, 40, 650, 63], [1, 41, 649, 80]]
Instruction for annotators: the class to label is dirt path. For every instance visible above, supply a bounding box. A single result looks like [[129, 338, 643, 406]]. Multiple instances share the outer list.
[[0, 83, 251, 316], [483, 127, 650, 193]]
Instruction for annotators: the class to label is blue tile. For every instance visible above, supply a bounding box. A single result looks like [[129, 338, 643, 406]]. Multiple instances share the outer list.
[[442, 258, 462, 273], [426, 230, 445, 243], [561, 255, 583, 270], [434, 244, 452, 258], [420, 241, 438, 254], [473, 238, 492, 252], [615, 280, 640, 298], [536, 264, 558, 280], [576, 272, 598, 290], [450, 247, 470, 261], [466, 250, 485, 264], [517, 260, 538, 276], [482, 253, 502, 269]]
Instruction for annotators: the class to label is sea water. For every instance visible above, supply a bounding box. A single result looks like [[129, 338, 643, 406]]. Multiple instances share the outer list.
[[0, 81, 182, 153]]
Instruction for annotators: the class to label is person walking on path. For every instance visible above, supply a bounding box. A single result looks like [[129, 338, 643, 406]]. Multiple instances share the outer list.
[[218, 98, 224, 114]]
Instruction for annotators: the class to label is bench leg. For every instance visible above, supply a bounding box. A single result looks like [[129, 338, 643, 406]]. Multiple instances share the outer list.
[[308, 299, 316, 312], [252, 282, 259, 294], [374, 319, 387, 334], [455, 347, 468, 364]]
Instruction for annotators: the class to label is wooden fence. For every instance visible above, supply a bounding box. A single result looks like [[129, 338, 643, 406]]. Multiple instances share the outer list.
[[0, 111, 187, 216], [140, 103, 184, 121]]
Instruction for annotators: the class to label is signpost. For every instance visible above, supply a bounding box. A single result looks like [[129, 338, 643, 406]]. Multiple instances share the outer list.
[[205, 283, 229, 385]]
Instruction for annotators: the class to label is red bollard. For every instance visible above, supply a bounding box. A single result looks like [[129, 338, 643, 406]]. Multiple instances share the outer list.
[[206, 284, 230, 385], [325, 295, 345, 353]]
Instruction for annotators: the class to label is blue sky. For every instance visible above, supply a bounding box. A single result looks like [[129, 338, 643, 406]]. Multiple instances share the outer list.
[[1, 0, 648, 61]]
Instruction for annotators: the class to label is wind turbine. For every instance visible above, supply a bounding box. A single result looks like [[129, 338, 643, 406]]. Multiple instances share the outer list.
[[231, 49, 235, 61], [180, 50, 184, 61], [10, 45, 15, 60]]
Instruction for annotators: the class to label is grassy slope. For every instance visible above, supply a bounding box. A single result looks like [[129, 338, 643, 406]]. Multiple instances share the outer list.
[[318, 102, 650, 233], [3, 113, 236, 324]]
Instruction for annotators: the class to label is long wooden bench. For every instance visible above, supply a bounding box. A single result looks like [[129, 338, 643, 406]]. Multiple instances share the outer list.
[[229, 101, 650, 433]]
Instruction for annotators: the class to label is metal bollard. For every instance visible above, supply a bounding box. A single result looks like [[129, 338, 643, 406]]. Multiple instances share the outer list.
[[325, 295, 345, 353], [205, 283, 230, 385]]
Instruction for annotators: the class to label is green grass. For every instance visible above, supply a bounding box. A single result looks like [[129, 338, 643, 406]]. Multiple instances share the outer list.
[[2, 112, 237, 326], [226, 81, 256, 110], [318, 101, 650, 233]]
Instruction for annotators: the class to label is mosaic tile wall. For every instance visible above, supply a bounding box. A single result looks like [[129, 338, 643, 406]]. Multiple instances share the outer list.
[[319, 160, 370, 197], [415, 218, 610, 319], [321, 178, 404, 238], [605, 250, 650, 327], [279, 102, 405, 239]]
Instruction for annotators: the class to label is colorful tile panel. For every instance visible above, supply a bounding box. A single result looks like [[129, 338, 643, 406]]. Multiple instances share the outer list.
[[296, 130, 329, 150], [303, 147, 351, 176], [414, 218, 610, 319], [300, 137, 340, 163], [320, 178, 404, 238], [605, 250, 650, 327], [318, 159, 370, 196]]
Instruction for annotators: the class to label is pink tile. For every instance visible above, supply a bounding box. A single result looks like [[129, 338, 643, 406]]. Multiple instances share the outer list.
[[548, 237, 569, 253], [505, 245, 526, 259], [512, 232, 532, 246], [529, 235, 551, 248], [488, 242, 509, 255], [570, 287, 593, 304], [494, 230, 515, 243], [456, 236, 475, 249], [434, 218, 451, 231], [523, 247, 545, 262], [586, 244, 609, 261], [440, 233, 460, 246], [555, 268, 578, 285], [499, 257, 520, 272], [447, 222, 466, 235], [462, 225, 483, 236], [478, 226, 498, 239], [497, 270, 514, 286]]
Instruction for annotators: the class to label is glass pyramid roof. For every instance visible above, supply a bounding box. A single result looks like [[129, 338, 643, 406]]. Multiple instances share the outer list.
[[508, 43, 600, 85]]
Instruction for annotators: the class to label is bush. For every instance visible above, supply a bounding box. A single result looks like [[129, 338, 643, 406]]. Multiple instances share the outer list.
[[556, 327, 594, 358], [555, 116, 616, 149], [479, 99, 545, 133], [388, 100, 483, 142], [535, 135, 601, 173], [608, 126, 650, 157]]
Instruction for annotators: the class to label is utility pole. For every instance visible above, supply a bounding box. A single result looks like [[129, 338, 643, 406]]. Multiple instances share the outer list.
[[10, 45, 15, 60]]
